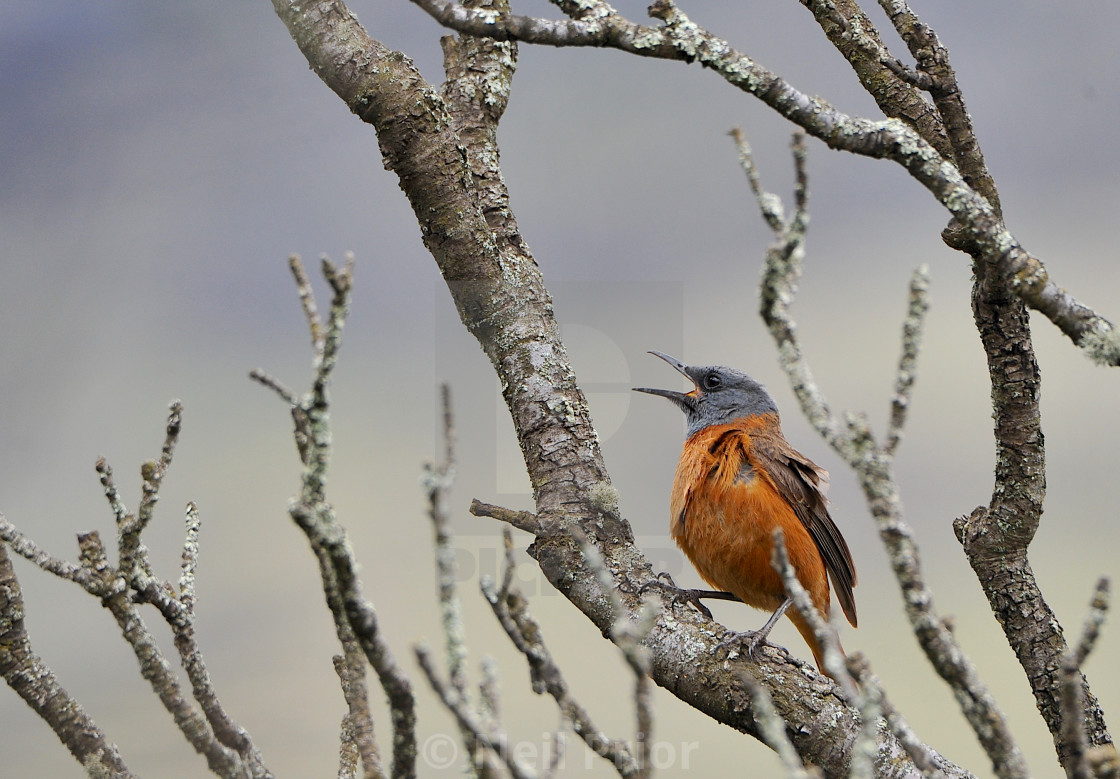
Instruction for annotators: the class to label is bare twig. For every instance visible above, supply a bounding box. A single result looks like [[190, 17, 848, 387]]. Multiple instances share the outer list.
[[886, 266, 931, 454], [415, 643, 535, 779], [479, 529, 642, 776], [572, 530, 657, 777], [0, 515, 87, 584], [249, 368, 300, 406], [479, 655, 501, 726], [768, 530, 856, 698], [257, 254, 414, 778], [180, 502, 200, 611], [129, 400, 183, 538], [0, 542, 136, 778], [423, 384, 468, 694], [334, 654, 385, 779], [143, 503, 264, 765], [1060, 578, 1110, 779], [542, 720, 565, 779], [470, 500, 542, 536], [769, 529, 877, 778], [742, 126, 1028, 778], [288, 253, 325, 349], [848, 654, 946, 778], [422, 382, 502, 778]]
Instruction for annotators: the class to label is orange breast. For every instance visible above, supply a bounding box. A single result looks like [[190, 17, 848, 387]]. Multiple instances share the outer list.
[[669, 418, 831, 617]]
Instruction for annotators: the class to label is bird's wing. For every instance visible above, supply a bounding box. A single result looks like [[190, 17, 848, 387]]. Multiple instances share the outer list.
[[751, 431, 858, 627]]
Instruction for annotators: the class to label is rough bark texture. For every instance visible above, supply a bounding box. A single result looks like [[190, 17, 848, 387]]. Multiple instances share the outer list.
[[956, 272, 1111, 768], [269, 1, 969, 774], [0, 544, 134, 778], [799, 0, 1113, 766], [412, 0, 1118, 360]]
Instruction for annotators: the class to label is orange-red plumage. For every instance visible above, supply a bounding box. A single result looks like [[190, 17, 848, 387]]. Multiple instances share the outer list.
[[670, 415, 854, 671], [635, 352, 857, 674]]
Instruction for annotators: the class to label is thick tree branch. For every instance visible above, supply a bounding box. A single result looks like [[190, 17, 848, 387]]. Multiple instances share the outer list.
[[742, 128, 1025, 779], [412, 0, 1117, 361], [271, 1, 972, 773]]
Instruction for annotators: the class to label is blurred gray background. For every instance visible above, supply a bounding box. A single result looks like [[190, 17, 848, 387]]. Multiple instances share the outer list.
[[3, 1, 1119, 776]]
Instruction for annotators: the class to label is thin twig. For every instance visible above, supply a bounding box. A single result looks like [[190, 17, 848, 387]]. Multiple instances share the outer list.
[[258, 255, 413, 777], [770, 530, 878, 778], [572, 529, 657, 777], [95, 457, 130, 526], [415, 643, 537, 779], [132, 399, 183, 535], [470, 499, 543, 535], [742, 123, 1028, 779], [886, 266, 931, 454], [0, 543, 137, 778], [768, 530, 855, 696], [479, 655, 501, 726], [119, 401, 184, 606], [1060, 577, 1110, 779], [0, 515, 87, 584], [180, 502, 201, 613], [334, 654, 385, 779], [140, 505, 262, 764], [424, 384, 467, 693], [423, 382, 501, 778], [249, 368, 300, 405], [289, 254, 325, 349], [479, 530, 642, 776], [848, 654, 946, 778]]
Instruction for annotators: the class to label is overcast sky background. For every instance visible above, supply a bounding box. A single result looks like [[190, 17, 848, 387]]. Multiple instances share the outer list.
[[3, 1, 1120, 776]]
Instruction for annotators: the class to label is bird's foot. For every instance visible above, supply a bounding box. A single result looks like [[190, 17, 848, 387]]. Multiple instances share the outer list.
[[638, 574, 739, 620], [713, 599, 791, 662], [713, 629, 772, 662]]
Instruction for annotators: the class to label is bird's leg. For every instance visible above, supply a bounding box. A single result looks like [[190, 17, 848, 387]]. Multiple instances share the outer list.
[[715, 598, 793, 661], [638, 573, 741, 620]]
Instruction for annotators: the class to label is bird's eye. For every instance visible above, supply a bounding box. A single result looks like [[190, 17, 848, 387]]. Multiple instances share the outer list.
[[703, 373, 722, 390]]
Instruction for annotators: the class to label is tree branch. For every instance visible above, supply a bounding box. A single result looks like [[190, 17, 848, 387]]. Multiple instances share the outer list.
[[1, 404, 272, 778], [478, 529, 642, 776], [270, 2, 973, 773], [255, 254, 415, 779], [412, 0, 1117, 361], [1060, 578, 1111, 779], [742, 126, 1027, 778], [0, 542, 136, 778]]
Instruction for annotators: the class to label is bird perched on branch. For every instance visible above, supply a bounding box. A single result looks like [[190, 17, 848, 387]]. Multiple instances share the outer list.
[[633, 351, 857, 674]]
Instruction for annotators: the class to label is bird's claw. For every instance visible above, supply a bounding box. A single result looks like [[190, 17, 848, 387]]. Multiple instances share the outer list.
[[639, 577, 715, 619], [714, 630, 770, 661]]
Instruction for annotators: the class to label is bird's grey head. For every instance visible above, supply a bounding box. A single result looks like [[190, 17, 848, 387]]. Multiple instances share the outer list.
[[633, 351, 778, 438]]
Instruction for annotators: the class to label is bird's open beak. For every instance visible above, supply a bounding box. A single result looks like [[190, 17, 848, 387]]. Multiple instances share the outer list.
[[633, 351, 699, 412]]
